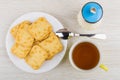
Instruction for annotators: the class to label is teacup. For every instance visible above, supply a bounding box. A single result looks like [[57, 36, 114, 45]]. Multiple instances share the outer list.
[[69, 40, 108, 72]]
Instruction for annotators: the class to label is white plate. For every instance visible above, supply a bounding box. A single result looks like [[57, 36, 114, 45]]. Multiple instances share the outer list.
[[6, 12, 67, 73]]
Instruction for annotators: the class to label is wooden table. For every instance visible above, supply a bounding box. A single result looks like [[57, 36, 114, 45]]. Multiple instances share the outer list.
[[0, 0, 120, 80]]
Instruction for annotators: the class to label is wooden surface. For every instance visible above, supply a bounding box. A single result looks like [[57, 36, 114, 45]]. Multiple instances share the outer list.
[[0, 0, 120, 80]]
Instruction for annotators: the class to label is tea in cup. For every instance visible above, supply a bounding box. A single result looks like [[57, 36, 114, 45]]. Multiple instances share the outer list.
[[69, 40, 108, 71]]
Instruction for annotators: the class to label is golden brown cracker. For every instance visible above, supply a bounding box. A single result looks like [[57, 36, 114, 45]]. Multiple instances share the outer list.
[[39, 32, 63, 60], [11, 43, 31, 58], [10, 21, 31, 38], [15, 21, 34, 47], [28, 17, 52, 41], [25, 45, 48, 70]]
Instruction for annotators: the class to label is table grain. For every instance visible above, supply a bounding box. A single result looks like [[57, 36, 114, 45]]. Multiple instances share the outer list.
[[0, 0, 120, 80]]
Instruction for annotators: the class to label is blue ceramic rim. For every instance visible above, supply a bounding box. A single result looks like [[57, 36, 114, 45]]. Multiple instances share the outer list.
[[81, 2, 103, 24]]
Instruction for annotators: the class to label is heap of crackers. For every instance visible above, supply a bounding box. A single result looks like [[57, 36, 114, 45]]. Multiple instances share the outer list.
[[10, 17, 63, 70]]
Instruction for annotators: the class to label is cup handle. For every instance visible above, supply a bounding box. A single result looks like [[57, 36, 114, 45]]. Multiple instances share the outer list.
[[99, 64, 108, 71]]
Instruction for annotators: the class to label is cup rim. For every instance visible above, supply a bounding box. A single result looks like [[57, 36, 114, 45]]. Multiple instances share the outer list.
[[69, 40, 102, 72]]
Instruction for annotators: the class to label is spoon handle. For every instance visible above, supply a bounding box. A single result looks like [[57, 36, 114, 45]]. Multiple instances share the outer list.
[[56, 32, 106, 40]]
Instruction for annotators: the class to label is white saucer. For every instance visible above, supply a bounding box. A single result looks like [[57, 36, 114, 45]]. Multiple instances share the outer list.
[[6, 12, 67, 73]]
